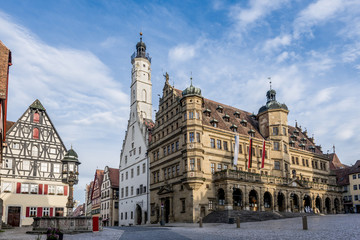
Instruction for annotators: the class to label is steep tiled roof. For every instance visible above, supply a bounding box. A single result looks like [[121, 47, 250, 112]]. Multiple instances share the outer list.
[[287, 126, 323, 155], [0, 40, 11, 100], [108, 167, 119, 188], [29, 99, 46, 111], [334, 160, 360, 186], [143, 118, 155, 130], [328, 153, 348, 170], [6, 121, 15, 133]]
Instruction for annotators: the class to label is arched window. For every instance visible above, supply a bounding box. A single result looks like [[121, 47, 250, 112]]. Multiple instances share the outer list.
[[33, 128, 39, 139], [132, 126, 135, 141], [32, 145, 38, 156], [142, 89, 147, 102], [33, 112, 40, 123]]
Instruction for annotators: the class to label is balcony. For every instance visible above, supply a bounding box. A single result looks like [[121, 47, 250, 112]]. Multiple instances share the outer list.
[[131, 52, 152, 63], [183, 171, 204, 190]]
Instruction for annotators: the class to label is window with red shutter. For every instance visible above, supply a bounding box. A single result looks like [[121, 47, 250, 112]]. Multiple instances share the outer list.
[[37, 207, 43, 217], [33, 128, 39, 139], [44, 184, 48, 194], [38, 184, 43, 194], [26, 207, 30, 217], [50, 208, 53, 217], [33, 113, 40, 123], [64, 186, 68, 196], [16, 183, 21, 193]]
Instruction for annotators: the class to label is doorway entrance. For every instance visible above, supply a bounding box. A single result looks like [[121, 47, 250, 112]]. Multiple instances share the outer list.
[[277, 192, 285, 212], [164, 198, 170, 223], [136, 205, 142, 225], [7, 207, 21, 227]]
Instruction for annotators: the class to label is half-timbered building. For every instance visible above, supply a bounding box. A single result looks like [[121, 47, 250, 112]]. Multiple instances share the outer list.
[[90, 169, 104, 217], [100, 166, 119, 226], [1, 99, 69, 226]]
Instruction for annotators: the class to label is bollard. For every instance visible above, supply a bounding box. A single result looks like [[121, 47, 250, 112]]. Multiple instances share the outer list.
[[236, 217, 240, 228], [302, 216, 308, 230], [199, 217, 203, 228]]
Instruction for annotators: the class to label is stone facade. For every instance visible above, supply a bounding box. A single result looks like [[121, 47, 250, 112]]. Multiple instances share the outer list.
[[149, 78, 343, 223]]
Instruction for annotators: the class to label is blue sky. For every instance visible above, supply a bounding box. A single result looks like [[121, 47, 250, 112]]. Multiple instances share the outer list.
[[1, 0, 360, 203]]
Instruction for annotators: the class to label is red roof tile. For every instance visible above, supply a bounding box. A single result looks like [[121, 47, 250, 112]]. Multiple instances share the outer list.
[[108, 167, 119, 188]]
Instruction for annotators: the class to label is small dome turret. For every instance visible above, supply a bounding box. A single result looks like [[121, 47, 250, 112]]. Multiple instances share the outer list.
[[182, 77, 202, 97], [258, 88, 288, 114]]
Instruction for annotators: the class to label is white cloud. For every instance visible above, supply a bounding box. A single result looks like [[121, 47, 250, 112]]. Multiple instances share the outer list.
[[168, 44, 196, 62], [313, 87, 335, 105], [263, 35, 292, 52]]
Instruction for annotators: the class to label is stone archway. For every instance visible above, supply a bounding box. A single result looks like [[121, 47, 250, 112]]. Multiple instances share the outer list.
[[136, 204, 142, 225], [263, 192, 272, 211], [315, 196, 322, 213], [290, 193, 299, 212], [325, 197, 331, 214], [303, 195, 312, 212], [277, 192, 286, 212], [249, 190, 258, 211], [218, 188, 225, 206], [233, 188, 242, 209], [334, 198, 340, 213]]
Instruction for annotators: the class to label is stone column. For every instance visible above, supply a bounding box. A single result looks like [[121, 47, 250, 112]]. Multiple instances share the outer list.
[[244, 186, 250, 211], [225, 183, 234, 210], [274, 190, 279, 211], [259, 187, 264, 212]]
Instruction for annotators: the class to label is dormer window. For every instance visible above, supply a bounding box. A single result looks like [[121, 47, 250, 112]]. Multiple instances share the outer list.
[[301, 138, 307, 143], [216, 105, 223, 113], [290, 134, 297, 141], [248, 129, 255, 137], [293, 129, 299, 136], [289, 140, 295, 147], [230, 124, 237, 132], [223, 114, 230, 122], [299, 143, 306, 150], [309, 146, 316, 153], [210, 119, 218, 128], [240, 119, 247, 127], [203, 109, 211, 117], [234, 111, 240, 118], [250, 113, 257, 120]]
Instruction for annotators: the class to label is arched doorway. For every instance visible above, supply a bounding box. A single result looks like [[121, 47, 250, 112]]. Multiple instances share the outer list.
[[315, 196, 322, 213], [264, 192, 272, 211], [303, 195, 312, 212], [136, 205, 142, 225], [218, 188, 225, 206], [290, 194, 299, 212], [277, 192, 286, 212], [334, 198, 340, 213], [325, 197, 331, 214], [233, 188, 242, 209], [249, 190, 258, 211]]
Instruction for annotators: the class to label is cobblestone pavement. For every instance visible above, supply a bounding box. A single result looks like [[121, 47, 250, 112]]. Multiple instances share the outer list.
[[1, 214, 360, 240]]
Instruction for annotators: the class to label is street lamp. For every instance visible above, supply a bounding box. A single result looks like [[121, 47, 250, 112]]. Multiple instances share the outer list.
[[61, 147, 80, 216]]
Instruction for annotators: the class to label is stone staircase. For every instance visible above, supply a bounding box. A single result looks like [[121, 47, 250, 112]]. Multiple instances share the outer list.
[[202, 210, 314, 223]]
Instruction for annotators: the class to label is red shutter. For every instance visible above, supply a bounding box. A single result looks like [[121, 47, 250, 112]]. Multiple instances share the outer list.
[[50, 208, 53, 217], [44, 184, 48, 195], [26, 207, 30, 217], [38, 184, 43, 194], [37, 207, 42, 217], [64, 186, 68, 196], [33, 128, 39, 139], [16, 183, 21, 193], [33, 113, 40, 123]]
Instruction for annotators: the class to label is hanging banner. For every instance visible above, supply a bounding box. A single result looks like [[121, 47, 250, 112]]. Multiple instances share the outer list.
[[233, 135, 239, 166]]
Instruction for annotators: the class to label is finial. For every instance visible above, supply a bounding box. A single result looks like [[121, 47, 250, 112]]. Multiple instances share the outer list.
[[295, 120, 298, 128], [71, 144, 73, 150], [139, 31, 143, 42], [333, 144, 335, 153], [190, 72, 193, 86], [268, 77, 272, 90]]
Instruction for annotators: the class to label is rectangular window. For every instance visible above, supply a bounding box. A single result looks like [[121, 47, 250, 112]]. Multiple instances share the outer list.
[[223, 165, 228, 170], [217, 140, 221, 149], [284, 144, 287, 153], [41, 163, 48, 172], [296, 157, 299, 165], [211, 163, 215, 174], [164, 169, 167, 179], [177, 165, 180, 175], [167, 145, 170, 155], [12, 142, 20, 149], [131, 186, 134, 195], [131, 169, 134, 178], [354, 185, 358, 190], [125, 187, 128, 197], [143, 163, 146, 173], [223, 141, 228, 151], [181, 199, 186, 213], [163, 147, 166, 156], [126, 172, 128, 180], [273, 142, 280, 151], [56, 186, 64, 195], [302, 159, 305, 166], [30, 184, 38, 193], [355, 195, 359, 201], [139, 147, 141, 155], [217, 163, 222, 171], [197, 159, 201, 171], [137, 166, 140, 176], [190, 159, 195, 171], [353, 175, 357, 179], [30, 207, 37, 217], [4, 159, 12, 169], [2, 182, 12, 192], [21, 184, 29, 193], [283, 127, 286, 136], [273, 127, 279, 136], [171, 143, 174, 153], [189, 112, 194, 119], [274, 161, 280, 170], [211, 138, 215, 148], [43, 207, 50, 217], [239, 145, 243, 154], [53, 164, 60, 173], [306, 159, 309, 167], [189, 132, 195, 143], [176, 141, 179, 150], [48, 185, 55, 194], [196, 133, 201, 143], [121, 188, 124, 198], [208, 200, 213, 210]]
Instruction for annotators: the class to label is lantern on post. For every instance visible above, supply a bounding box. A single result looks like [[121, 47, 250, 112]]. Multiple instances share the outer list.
[[61, 147, 80, 216]]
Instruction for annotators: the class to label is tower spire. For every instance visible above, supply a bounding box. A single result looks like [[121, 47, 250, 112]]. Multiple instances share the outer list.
[[268, 77, 272, 90]]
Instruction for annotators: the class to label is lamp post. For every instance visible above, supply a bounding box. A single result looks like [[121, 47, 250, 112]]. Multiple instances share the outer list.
[[61, 147, 80, 216]]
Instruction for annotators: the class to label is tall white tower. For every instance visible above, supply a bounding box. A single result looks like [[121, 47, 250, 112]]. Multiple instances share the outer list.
[[130, 32, 152, 126], [119, 33, 153, 226]]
